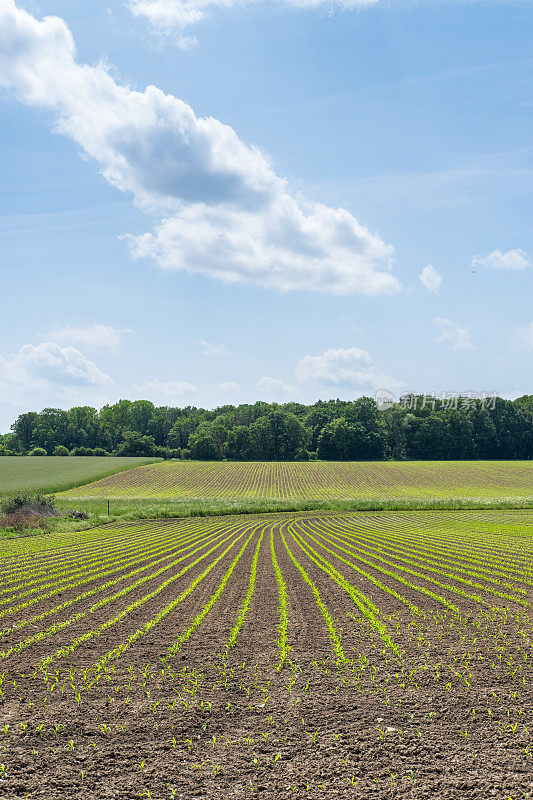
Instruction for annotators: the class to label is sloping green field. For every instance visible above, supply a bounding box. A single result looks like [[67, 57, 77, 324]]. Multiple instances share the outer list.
[[60, 459, 533, 502], [0, 456, 159, 496]]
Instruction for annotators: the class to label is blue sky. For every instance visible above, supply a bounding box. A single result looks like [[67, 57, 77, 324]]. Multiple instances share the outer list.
[[0, 0, 532, 432]]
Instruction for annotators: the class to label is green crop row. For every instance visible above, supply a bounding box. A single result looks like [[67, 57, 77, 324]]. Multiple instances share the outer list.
[[299, 518, 529, 608], [270, 528, 289, 667], [0, 510, 529, 683]]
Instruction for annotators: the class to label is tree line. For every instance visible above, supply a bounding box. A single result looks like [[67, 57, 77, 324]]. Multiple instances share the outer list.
[[0, 395, 531, 461]]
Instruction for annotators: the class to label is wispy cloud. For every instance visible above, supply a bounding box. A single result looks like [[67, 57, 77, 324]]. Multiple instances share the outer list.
[[41, 324, 131, 351], [472, 248, 530, 271], [199, 340, 230, 357], [128, 0, 379, 48], [434, 317, 474, 350]]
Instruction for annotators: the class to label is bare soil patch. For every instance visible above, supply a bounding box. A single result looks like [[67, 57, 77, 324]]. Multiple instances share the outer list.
[[0, 511, 531, 799]]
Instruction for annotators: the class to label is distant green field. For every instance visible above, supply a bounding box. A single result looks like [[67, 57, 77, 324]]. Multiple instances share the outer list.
[[0, 457, 160, 496], [60, 459, 533, 502]]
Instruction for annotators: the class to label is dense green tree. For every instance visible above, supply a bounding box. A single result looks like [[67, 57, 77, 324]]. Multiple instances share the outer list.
[[146, 407, 178, 445], [188, 429, 219, 460], [31, 408, 69, 453], [281, 402, 308, 418], [5, 395, 532, 462], [224, 426, 257, 460], [128, 400, 156, 436], [249, 411, 308, 460], [490, 398, 532, 459], [0, 433, 19, 454], [343, 397, 385, 458], [470, 408, 498, 459], [115, 431, 157, 457], [380, 409, 408, 460], [317, 418, 366, 460], [11, 411, 39, 452], [514, 395, 533, 411], [187, 421, 228, 460], [304, 405, 335, 451], [405, 415, 449, 460], [445, 410, 475, 459], [98, 400, 133, 450], [168, 416, 201, 449], [65, 407, 99, 450]]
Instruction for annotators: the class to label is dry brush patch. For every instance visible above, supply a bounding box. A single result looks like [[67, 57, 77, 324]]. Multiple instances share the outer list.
[[0, 510, 532, 799]]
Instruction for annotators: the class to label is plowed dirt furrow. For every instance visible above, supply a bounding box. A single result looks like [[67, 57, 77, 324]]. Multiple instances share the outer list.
[[0, 510, 532, 800]]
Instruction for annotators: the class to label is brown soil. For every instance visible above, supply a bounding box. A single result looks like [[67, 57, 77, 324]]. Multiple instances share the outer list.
[[0, 513, 531, 799]]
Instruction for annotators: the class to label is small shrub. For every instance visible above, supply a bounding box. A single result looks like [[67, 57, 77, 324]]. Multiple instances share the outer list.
[[53, 445, 70, 456], [92, 447, 110, 457], [70, 447, 95, 456], [28, 447, 47, 456], [170, 448, 182, 459], [1, 493, 56, 516]]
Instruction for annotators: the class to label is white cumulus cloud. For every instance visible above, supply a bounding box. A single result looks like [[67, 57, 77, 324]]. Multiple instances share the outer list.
[[129, 0, 379, 47], [127, 200, 397, 294], [0, 1, 399, 297], [41, 324, 130, 351], [471, 248, 530, 271], [434, 317, 474, 350], [419, 263, 442, 292], [295, 347, 402, 392], [0, 342, 112, 388]]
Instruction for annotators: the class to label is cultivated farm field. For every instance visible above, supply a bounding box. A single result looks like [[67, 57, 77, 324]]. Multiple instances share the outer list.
[[0, 509, 531, 798], [0, 456, 159, 496], [61, 459, 533, 502]]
